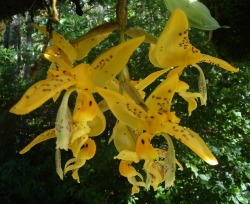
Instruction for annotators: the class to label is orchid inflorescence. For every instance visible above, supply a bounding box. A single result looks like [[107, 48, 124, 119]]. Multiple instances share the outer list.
[[10, 5, 239, 195]]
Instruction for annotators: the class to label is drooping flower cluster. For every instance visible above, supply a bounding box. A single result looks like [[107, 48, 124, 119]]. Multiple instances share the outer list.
[[10, 8, 239, 194]]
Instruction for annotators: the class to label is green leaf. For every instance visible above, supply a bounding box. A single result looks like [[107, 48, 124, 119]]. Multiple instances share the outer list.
[[164, 0, 220, 30]]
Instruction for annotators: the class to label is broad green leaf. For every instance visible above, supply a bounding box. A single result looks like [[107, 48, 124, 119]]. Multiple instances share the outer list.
[[164, 0, 220, 30]]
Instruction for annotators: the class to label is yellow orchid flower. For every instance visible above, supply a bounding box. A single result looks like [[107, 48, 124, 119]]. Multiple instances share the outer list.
[[97, 67, 218, 193], [18, 89, 102, 181], [10, 36, 144, 115], [111, 123, 178, 193], [13, 34, 144, 182], [97, 73, 218, 166], [149, 8, 239, 73]]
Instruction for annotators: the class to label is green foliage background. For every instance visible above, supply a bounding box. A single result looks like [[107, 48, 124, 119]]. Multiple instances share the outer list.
[[0, 0, 249, 203]]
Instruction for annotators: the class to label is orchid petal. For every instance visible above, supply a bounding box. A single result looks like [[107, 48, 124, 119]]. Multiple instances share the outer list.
[[110, 121, 136, 152], [135, 132, 158, 161], [128, 177, 146, 195], [178, 90, 203, 116], [64, 158, 86, 176], [148, 43, 164, 68], [10, 76, 77, 115], [146, 73, 179, 113], [70, 121, 90, 144], [33, 23, 77, 62], [193, 64, 207, 105], [176, 79, 203, 115], [55, 148, 64, 180], [19, 129, 56, 154], [71, 22, 118, 60], [90, 36, 145, 87], [97, 88, 147, 129], [88, 105, 106, 136], [55, 89, 74, 150], [114, 150, 140, 163], [162, 134, 176, 188], [201, 54, 239, 72], [73, 91, 97, 124], [135, 68, 170, 91], [119, 161, 143, 179], [43, 53, 71, 69], [44, 45, 72, 68], [69, 133, 88, 157], [150, 9, 202, 68], [163, 122, 218, 165], [72, 32, 111, 61], [64, 139, 96, 183], [72, 91, 105, 140], [77, 138, 96, 160], [144, 160, 164, 190], [120, 80, 148, 111]]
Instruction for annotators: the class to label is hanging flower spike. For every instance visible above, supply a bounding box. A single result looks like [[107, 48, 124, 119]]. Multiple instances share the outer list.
[[13, 28, 145, 184], [149, 8, 239, 73]]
